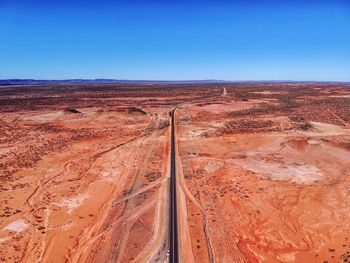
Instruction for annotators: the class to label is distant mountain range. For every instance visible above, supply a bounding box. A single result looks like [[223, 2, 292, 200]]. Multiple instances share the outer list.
[[0, 79, 228, 85], [0, 79, 348, 85]]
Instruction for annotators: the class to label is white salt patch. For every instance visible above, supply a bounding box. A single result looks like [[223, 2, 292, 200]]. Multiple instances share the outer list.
[[308, 139, 320, 145], [0, 237, 11, 243], [330, 95, 350, 98], [211, 122, 223, 128], [101, 172, 109, 177], [59, 194, 88, 214], [4, 219, 29, 233], [186, 128, 212, 138], [306, 122, 349, 136], [205, 160, 224, 173], [234, 157, 322, 184], [251, 91, 286, 95], [276, 252, 296, 262], [24, 111, 64, 122], [101, 170, 119, 177]]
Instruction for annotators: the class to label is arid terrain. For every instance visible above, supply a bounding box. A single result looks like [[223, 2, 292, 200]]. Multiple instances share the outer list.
[[0, 82, 349, 263]]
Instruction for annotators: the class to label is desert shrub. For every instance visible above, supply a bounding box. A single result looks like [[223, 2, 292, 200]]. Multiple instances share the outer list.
[[298, 121, 312, 130], [227, 103, 281, 118], [224, 119, 274, 131], [177, 116, 190, 125], [158, 120, 170, 129], [289, 115, 305, 122], [278, 94, 297, 109]]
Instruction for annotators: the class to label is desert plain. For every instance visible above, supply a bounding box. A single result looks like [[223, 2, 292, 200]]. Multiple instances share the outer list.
[[0, 82, 349, 263]]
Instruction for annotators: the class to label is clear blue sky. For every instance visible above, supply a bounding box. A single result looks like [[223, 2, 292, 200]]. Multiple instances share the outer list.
[[0, 0, 349, 81]]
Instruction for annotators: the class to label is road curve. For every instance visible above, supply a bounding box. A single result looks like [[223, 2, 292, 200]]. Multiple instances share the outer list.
[[169, 108, 179, 263]]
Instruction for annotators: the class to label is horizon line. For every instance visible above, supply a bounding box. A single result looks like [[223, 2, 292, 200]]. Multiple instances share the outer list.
[[1, 78, 349, 84]]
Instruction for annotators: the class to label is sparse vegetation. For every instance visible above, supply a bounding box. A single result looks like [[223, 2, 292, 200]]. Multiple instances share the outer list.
[[158, 120, 170, 129], [298, 121, 312, 130], [278, 94, 298, 109], [222, 119, 274, 133]]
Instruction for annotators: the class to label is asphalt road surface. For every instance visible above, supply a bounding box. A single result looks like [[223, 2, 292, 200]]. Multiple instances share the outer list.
[[169, 108, 179, 263]]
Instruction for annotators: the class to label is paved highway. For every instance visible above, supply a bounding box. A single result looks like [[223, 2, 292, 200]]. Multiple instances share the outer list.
[[169, 108, 179, 263]]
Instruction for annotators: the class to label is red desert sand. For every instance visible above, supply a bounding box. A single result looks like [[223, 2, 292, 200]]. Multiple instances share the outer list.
[[0, 82, 349, 262]]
